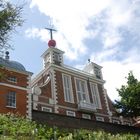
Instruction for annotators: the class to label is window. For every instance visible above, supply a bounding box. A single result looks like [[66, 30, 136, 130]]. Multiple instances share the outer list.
[[7, 91, 16, 108], [62, 74, 74, 103], [124, 122, 131, 126], [82, 114, 91, 120], [53, 52, 60, 62], [96, 116, 104, 122], [113, 120, 120, 124], [66, 111, 75, 117], [90, 83, 101, 109], [75, 78, 90, 103], [42, 107, 52, 112], [94, 67, 101, 79], [7, 76, 17, 83]]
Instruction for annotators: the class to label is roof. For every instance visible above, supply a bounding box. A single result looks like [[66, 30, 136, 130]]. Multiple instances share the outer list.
[[0, 57, 26, 72]]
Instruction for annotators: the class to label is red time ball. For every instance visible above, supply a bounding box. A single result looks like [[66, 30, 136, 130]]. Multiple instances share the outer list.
[[48, 39, 56, 47]]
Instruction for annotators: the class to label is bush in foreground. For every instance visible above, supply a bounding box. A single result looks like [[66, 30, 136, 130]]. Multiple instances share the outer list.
[[0, 114, 140, 140]]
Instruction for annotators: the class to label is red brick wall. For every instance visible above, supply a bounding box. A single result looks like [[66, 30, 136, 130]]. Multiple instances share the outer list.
[[0, 68, 28, 87], [55, 69, 109, 120], [0, 68, 29, 116]]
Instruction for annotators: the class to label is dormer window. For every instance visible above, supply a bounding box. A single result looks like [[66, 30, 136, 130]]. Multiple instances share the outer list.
[[7, 76, 17, 83]]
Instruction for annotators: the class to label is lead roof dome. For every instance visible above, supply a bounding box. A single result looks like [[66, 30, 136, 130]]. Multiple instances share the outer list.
[[0, 57, 26, 72]]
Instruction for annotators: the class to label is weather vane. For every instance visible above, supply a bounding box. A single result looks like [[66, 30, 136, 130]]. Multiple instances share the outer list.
[[45, 27, 57, 40]]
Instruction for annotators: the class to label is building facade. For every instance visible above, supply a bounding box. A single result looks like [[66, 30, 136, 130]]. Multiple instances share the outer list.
[[0, 52, 32, 118], [32, 40, 132, 126]]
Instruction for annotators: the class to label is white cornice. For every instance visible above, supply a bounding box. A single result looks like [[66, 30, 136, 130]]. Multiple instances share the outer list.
[[41, 47, 64, 58], [32, 62, 105, 86], [51, 64, 105, 84], [0, 82, 28, 91]]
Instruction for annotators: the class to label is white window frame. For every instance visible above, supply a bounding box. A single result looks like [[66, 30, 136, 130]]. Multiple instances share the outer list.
[[42, 107, 52, 112], [90, 83, 101, 109], [7, 76, 17, 83], [113, 120, 120, 124], [75, 78, 90, 103], [66, 110, 75, 117], [62, 74, 74, 103], [7, 91, 16, 108], [82, 114, 91, 120], [96, 116, 104, 122]]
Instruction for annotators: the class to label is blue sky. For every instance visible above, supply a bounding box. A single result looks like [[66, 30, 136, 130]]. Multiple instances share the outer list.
[[7, 0, 140, 101]]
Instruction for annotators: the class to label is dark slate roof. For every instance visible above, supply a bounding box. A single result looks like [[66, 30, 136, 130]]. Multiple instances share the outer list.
[[0, 57, 26, 72]]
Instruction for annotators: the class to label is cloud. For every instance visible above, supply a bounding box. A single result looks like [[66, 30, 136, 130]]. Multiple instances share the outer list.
[[25, 27, 49, 42], [101, 60, 140, 101], [26, 0, 140, 100]]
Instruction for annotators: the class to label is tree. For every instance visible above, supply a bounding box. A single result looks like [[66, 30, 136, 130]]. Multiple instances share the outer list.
[[0, 0, 23, 51], [114, 71, 140, 118]]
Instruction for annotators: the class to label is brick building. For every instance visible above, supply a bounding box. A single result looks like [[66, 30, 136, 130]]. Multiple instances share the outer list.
[[0, 51, 32, 118], [32, 39, 133, 126]]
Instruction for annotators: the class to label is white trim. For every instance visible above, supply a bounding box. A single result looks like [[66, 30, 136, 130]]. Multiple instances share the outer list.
[[82, 114, 91, 120], [103, 89, 112, 122], [6, 106, 16, 109], [50, 69, 58, 113], [42, 107, 52, 112], [112, 120, 120, 124], [0, 82, 28, 91], [51, 64, 105, 84], [33, 102, 38, 110], [66, 110, 76, 117], [95, 113, 111, 117], [62, 73, 74, 103], [96, 116, 104, 122], [123, 121, 131, 126], [26, 75, 32, 119], [33, 100, 78, 111]]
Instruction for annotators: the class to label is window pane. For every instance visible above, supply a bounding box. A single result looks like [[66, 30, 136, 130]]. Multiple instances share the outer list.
[[75, 79, 89, 102], [81, 81, 85, 92], [76, 79, 80, 91]]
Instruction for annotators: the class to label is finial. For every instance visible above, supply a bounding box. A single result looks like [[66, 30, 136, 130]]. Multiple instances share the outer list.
[[45, 27, 57, 48], [5, 51, 9, 60], [88, 59, 90, 63]]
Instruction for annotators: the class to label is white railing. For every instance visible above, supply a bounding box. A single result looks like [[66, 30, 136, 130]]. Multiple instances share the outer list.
[[78, 101, 96, 112]]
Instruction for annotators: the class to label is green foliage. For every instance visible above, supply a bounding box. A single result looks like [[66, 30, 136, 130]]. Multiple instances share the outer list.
[[0, 113, 140, 140], [0, 0, 23, 50], [0, 113, 37, 139], [114, 71, 140, 118], [58, 130, 140, 140]]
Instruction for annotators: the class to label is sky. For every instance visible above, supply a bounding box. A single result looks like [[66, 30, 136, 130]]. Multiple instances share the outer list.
[[6, 0, 140, 101]]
